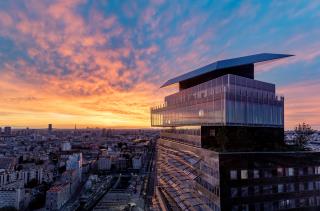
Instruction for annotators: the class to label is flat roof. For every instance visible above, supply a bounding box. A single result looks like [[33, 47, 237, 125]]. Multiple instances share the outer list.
[[161, 53, 293, 88]]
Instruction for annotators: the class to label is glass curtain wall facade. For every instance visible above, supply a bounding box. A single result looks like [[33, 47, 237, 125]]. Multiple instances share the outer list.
[[153, 138, 221, 211], [151, 74, 284, 128]]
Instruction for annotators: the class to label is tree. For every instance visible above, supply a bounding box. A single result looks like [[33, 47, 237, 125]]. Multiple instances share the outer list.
[[25, 178, 38, 188], [0, 207, 17, 211], [294, 123, 314, 147], [28, 194, 46, 210]]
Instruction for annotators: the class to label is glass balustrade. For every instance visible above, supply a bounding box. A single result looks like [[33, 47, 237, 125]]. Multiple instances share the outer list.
[[151, 74, 284, 127]]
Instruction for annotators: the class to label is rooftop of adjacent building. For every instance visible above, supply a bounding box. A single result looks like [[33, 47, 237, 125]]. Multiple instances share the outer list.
[[159, 137, 313, 154], [47, 183, 70, 193]]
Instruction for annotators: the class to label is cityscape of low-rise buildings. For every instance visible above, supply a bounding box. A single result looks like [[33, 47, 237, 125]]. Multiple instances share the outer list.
[[0, 126, 159, 210]]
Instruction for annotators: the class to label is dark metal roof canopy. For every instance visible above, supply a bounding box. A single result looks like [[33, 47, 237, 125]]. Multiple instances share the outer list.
[[161, 53, 293, 90]]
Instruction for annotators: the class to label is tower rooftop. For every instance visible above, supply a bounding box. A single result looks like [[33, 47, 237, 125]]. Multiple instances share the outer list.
[[161, 53, 293, 89]]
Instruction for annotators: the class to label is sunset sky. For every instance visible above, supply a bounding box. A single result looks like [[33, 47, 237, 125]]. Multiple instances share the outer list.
[[0, 0, 319, 129]]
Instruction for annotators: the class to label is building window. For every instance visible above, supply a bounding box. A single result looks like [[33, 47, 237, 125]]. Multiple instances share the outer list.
[[241, 187, 248, 197], [299, 183, 305, 191], [264, 169, 272, 178], [263, 202, 273, 210], [315, 166, 320, 175], [253, 170, 259, 179], [279, 199, 295, 209], [299, 168, 304, 176], [240, 204, 249, 211], [316, 196, 320, 206], [316, 181, 320, 190], [230, 170, 237, 180], [308, 181, 314, 191], [254, 186, 260, 195], [286, 168, 294, 176], [309, 197, 315, 206], [298, 198, 307, 207], [263, 185, 272, 194], [198, 109, 204, 117], [209, 129, 215, 136], [286, 183, 295, 192], [277, 167, 284, 177], [241, 170, 248, 179], [279, 200, 288, 209], [308, 167, 314, 175], [278, 184, 284, 193], [231, 188, 238, 198]]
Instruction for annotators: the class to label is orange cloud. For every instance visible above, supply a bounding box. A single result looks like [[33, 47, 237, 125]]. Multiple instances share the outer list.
[[0, 0, 163, 128]]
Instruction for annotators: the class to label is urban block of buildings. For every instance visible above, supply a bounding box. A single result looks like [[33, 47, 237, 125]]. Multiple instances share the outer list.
[[0, 125, 158, 210]]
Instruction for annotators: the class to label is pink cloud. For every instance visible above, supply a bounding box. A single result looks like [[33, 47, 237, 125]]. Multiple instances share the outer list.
[[166, 35, 184, 49], [0, 11, 13, 27]]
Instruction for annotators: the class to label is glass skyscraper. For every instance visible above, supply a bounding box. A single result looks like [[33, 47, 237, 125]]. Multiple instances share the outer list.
[[151, 53, 320, 211]]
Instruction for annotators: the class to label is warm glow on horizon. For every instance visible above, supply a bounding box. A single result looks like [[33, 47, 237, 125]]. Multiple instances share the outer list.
[[0, 0, 319, 130]]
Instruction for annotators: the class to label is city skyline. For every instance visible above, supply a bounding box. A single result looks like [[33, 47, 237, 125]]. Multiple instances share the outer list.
[[0, 0, 320, 129]]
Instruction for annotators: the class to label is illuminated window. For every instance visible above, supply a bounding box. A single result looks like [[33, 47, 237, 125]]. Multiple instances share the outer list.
[[241, 170, 248, 179], [279, 199, 295, 209], [286, 168, 294, 176], [315, 181, 320, 190], [315, 166, 320, 175], [277, 167, 284, 177]]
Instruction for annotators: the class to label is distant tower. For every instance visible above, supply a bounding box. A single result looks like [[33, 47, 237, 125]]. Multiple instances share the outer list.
[[48, 124, 52, 134], [4, 126, 11, 136], [74, 124, 77, 135]]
